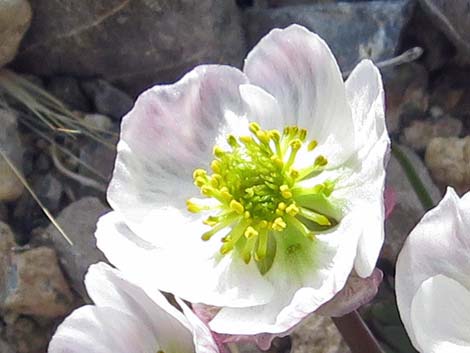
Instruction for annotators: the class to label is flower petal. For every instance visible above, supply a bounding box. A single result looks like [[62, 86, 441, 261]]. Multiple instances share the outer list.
[[95, 211, 274, 308], [341, 60, 389, 277], [85, 263, 194, 353], [411, 275, 470, 353], [48, 305, 158, 353], [316, 268, 383, 317], [209, 209, 362, 334], [177, 298, 220, 353], [239, 84, 284, 130], [396, 187, 470, 350], [108, 65, 249, 241], [244, 24, 354, 165]]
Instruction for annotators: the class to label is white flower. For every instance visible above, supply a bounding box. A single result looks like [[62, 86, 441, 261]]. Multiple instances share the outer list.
[[96, 24, 389, 336], [396, 187, 470, 353], [48, 263, 220, 353]]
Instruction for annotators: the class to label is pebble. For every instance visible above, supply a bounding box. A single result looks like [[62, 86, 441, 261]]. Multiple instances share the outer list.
[[0, 0, 32, 66], [425, 136, 470, 194], [0, 110, 25, 201]]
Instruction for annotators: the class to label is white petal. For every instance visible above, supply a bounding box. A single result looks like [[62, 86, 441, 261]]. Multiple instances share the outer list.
[[48, 305, 158, 353], [95, 211, 274, 308], [176, 298, 220, 353], [334, 61, 388, 277], [209, 209, 362, 334], [85, 263, 194, 353], [411, 275, 470, 353], [345, 60, 387, 160], [396, 187, 470, 349], [244, 24, 354, 165], [239, 84, 284, 130], [108, 65, 249, 240]]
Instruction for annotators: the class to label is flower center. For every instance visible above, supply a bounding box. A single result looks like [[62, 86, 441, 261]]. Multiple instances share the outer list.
[[187, 122, 340, 274]]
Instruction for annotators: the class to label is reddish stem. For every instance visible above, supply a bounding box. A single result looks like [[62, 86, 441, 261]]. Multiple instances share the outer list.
[[332, 310, 385, 353]]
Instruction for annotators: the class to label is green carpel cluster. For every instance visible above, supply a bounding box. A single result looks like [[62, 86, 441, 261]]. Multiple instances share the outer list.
[[187, 122, 339, 273]]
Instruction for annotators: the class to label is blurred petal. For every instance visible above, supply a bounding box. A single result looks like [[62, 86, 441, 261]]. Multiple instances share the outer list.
[[396, 187, 470, 350], [177, 298, 220, 353], [108, 65, 249, 241], [244, 24, 354, 165], [85, 263, 194, 353], [48, 306, 158, 353], [411, 275, 470, 353]]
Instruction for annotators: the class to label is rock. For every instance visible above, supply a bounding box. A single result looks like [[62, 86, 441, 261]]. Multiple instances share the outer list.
[[0, 221, 16, 271], [12, 0, 245, 95], [0, 338, 15, 353], [0, 109, 24, 201], [0, 0, 32, 67], [40, 197, 109, 297], [418, 0, 470, 64], [425, 136, 470, 194], [245, 1, 413, 73], [239, 338, 292, 353], [83, 113, 114, 131], [81, 79, 133, 120], [382, 145, 441, 265], [1, 246, 75, 318], [401, 117, 463, 151], [401, 2, 455, 71], [32, 173, 64, 213], [290, 314, 350, 353], [46, 76, 91, 112], [268, 0, 334, 7], [0, 202, 8, 222], [4, 316, 51, 353], [382, 63, 429, 134], [79, 134, 118, 184]]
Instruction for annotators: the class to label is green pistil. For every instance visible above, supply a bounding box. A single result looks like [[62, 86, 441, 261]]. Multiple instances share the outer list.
[[187, 122, 340, 274]]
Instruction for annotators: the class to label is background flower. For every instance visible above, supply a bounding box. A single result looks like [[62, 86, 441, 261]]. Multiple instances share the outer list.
[[396, 187, 470, 353], [48, 262, 220, 353]]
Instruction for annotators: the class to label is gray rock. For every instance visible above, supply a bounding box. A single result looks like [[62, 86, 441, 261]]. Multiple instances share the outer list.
[[80, 135, 118, 184], [425, 136, 470, 194], [0, 339, 15, 353], [46, 76, 91, 112], [0, 202, 8, 223], [290, 314, 350, 353], [32, 173, 64, 212], [382, 145, 441, 265], [81, 79, 133, 120], [383, 63, 429, 134], [41, 197, 109, 297], [418, 0, 470, 64], [1, 246, 75, 318], [83, 113, 114, 131], [245, 1, 413, 73], [0, 0, 32, 67], [0, 109, 24, 201], [12, 0, 246, 95], [268, 0, 334, 7]]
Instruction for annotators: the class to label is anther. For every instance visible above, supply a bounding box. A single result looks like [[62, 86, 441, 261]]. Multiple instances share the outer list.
[[213, 145, 225, 158], [244, 226, 258, 239], [272, 217, 287, 231], [230, 200, 244, 214], [280, 184, 293, 199], [307, 140, 318, 151], [286, 203, 299, 216], [314, 155, 328, 167]]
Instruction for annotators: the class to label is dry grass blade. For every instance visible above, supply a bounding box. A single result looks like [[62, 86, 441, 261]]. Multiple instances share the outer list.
[[0, 69, 117, 149], [0, 149, 74, 246]]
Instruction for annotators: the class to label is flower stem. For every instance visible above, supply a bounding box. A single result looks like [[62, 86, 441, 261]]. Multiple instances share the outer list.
[[332, 310, 386, 353]]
